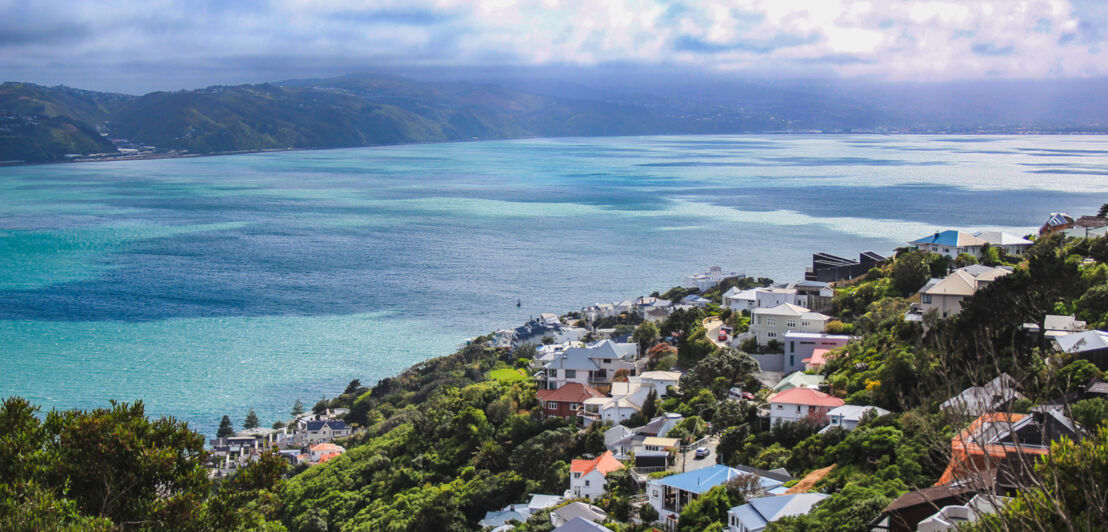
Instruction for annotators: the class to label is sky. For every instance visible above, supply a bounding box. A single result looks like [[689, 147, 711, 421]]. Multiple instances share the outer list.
[[2, 0, 1107, 94]]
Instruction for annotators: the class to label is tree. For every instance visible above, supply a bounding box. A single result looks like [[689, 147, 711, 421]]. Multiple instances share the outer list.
[[217, 415, 235, 438], [676, 484, 733, 531], [291, 398, 304, 417], [633, 321, 661, 354], [641, 388, 659, 421], [243, 409, 259, 430], [639, 502, 659, 523], [891, 252, 931, 297], [1099, 202, 1108, 218], [343, 379, 362, 395]]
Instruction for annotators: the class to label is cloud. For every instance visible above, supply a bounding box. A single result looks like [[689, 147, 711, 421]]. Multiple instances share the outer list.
[[0, 0, 1105, 93]]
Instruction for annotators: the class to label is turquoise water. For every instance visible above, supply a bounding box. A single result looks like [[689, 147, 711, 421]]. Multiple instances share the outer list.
[[1, 134, 1106, 437]]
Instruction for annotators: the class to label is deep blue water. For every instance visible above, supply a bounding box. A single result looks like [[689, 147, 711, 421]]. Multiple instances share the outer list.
[[1, 134, 1106, 437]]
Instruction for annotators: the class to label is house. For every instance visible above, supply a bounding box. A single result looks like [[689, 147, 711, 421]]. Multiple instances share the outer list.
[[1042, 314, 1087, 339], [580, 392, 645, 426], [940, 374, 1024, 417], [909, 230, 990, 259], [302, 419, 352, 444], [1054, 329, 1108, 370], [478, 508, 528, 530], [972, 231, 1033, 256], [768, 387, 844, 426], [1039, 212, 1075, 236], [1064, 215, 1108, 238], [754, 287, 804, 309], [569, 451, 625, 500], [869, 485, 976, 532], [770, 371, 825, 394], [936, 407, 1084, 489], [541, 340, 641, 389], [787, 280, 836, 312], [550, 502, 608, 527], [723, 287, 760, 311], [647, 465, 750, 522], [916, 493, 1010, 532], [727, 493, 829, 532], [750, 304, 830, 346], [822, 405, 890, 433], [804, 349, 831, 372], [910, 265, 1012, 320], [308, 443, 345, 464], [681, 294, 713, 307], [805, 251, 887, 283], [552, 516, 612, 532], [685, 265, 743, 291], [526, 494, 565, 514], [605, 413, 684, 462], [537, 383, 605, 420], [733, 465, 795, 493], [629, 370, 682, 396], [781, 332, 851, 373]]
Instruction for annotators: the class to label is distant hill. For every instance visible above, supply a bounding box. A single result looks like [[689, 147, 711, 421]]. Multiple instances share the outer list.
[[1, 73, 1107, 163]]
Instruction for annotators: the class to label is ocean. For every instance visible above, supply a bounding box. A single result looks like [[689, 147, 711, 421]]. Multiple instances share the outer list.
[[1, 134, 1106, 437]]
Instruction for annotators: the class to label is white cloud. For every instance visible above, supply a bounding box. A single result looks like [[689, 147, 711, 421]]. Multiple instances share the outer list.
[[0, 0, 1105, 91]]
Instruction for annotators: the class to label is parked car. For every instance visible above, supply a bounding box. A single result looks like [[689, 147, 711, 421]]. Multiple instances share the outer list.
[[694, 447, 710, 459], [728, 387, 756, 401]]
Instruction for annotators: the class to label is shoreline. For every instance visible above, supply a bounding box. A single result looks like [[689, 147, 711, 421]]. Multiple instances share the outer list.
[[4, 130, 1108, 168]]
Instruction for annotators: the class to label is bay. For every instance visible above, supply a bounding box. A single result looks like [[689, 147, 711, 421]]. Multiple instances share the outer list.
[[1, 134, 1106, 437]]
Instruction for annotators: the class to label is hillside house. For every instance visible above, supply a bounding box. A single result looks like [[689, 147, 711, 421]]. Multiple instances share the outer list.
[[569, 451, 625, 500], [909, 265, 1012, 320], [909, 230, 989, 259], [749, 304, 830, 346], [768, 387, 844, 426], [536, 383, 605, 420]]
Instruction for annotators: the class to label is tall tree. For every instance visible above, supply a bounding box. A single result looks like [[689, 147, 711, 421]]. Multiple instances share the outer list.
[[291, 398, 304, 417], [243, 409, 259, 430], [217, 415, 235, 438]]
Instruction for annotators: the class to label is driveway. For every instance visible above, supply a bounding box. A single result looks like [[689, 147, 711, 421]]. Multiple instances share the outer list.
[[703, 317, 729, 349], [673, 435, 720, 473]]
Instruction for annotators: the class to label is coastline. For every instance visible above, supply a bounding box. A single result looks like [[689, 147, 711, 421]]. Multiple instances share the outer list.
[[4, 130, 1107, 168]]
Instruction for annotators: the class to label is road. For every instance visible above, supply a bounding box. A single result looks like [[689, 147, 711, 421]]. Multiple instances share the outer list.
[[674, 435, 720, 473], [703, 317, 729, 349]]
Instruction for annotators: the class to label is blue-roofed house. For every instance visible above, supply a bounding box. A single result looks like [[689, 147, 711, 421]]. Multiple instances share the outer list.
[[647, 464, 783, 523], [727, 493, 830, 532], [478, 508, 528, 530], [909, 230, 989, 259]]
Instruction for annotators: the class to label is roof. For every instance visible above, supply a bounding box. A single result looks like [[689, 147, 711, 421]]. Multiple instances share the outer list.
[[1043, 212, 1074, 228], [651, 464, 745, 494], [570, 451, 625, 476], [803, 348, 831, 366], [305, 419, 347, 431], [734, 465, 795, 483], [638, 370, 682, 381], [315, 451, 342, 464], [527, 494, 563, 511], [769, 387, 844, 408], [826, 405, 890, 422], [920, 266, 1011, 297], [309, 443, 344, 453], [552, 502, 607, 525], [882, 485, 974, 514], [552, 516, 612, 532], [642, 436, 680, 448], [1044, 314, 1086, 332], [911, 230, 988, 248], [537, 383, 605, 404], [973, 231, 1033, 247], [1055, 330, 1108, 353], [771, 371, 825, 393], [730, 493, 830, 530], [754, 303, 830, 321], [479, 510, 528, 528]]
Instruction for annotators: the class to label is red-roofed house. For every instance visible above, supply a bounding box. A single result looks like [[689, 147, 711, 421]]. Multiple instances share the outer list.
[[569, 450, 626, 500], [768, 387, 844, 426], [536, 382, 605, 420], [309, 442, 346, 464], [803, 348, 831, 372]]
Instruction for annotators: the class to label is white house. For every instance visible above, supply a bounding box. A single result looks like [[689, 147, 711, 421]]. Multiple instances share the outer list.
[[727, 493, 829, 532], [568, 451, 625, 500], [723, 287, 759, 311], [754, 287, 804, 309], [685, 266, 743, 291], [581, 394, 643, 426], [302, 419, 352, 444], [768, 387, 844, 426], [916, 494, 1011, 532], [821, 405, 890, 433], [750, 304, 830, 346], [910, 230, 990, 259], [629, 370, 682, 396], [308, 443, 345, 464], [940, 374, 1025, 416], [542, 340, 640, 389], [973, 231, 1033, 256]]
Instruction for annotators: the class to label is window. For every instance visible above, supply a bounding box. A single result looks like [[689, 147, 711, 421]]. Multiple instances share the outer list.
[[603, 358, 611, 364], [801, 321, 810, 327], [922, 294, 932, 304], [786, 320, 797, 328], [789, 355, 794, 366], [585, 480, 590, 486], [549, 369, 557, 378], [767, 332, 776, 338], [789, 341, 795, 352], [767, 318, 776, 326], [777, 404, 783, 410], [566, 369, 576, 378], [546, 401, 557, 409], [569, 403, 580, 410], [796, 405, 801, 413]]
